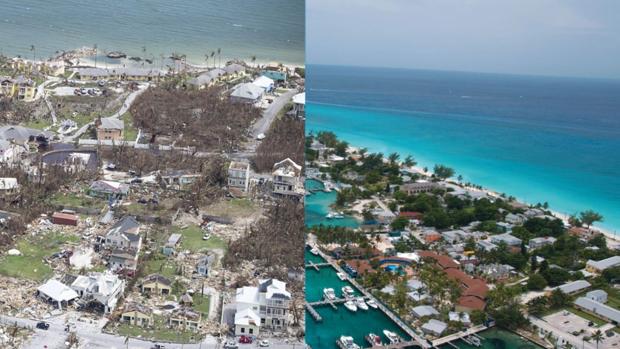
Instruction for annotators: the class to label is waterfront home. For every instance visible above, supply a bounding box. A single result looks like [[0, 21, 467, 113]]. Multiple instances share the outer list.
[[140, 274, 172, 296], [448, 312, 471, 326], [585, 290, 608, 303], [556, 280, 591, 295], [76, 67, 160, 82], [253, 75, 275, 92], [121, 302, 154, 327], [230, 82, 264, 104], [222, 63, 246, 79], [71, 272, 125, 313], [96, 117, 124, 141], [574, 296, 620, 324], [292, 92, 305, 118], [88, 180, 129, 200], [105, 216, 142, 250], [412, 305, 439, 318], [188, 68, 226, 89], [234, 279, 291, 336], [400, 180, 441, 195], [162, 233, 182, 256], [421, 319, 447, 337], [36, 279, 79, 310], [169, 308, 201, 331], [108, 248, 139, 272], [261, 70, 287, 82], [528, 236, 557, 250], [272, 158, 303, 197], [228, 161, 250, 193], [586, 256, 620, 273]]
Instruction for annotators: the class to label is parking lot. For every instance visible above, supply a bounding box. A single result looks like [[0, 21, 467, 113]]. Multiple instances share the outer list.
[[543, 311, 620, 349]]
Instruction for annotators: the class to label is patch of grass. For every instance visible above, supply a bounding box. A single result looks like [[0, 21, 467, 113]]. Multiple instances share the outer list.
[[50, 192, 105, 209], [173, 225, 227, 252], [143, 256, 179, 279], [0, 232, 80, 281], [192, 294, 210, 316], [24, 118, 52, 130], [206, 198, 258, 219], [122, 113, 138, 141], [117, 316, 200, 343], [568, 307, 607, 326]]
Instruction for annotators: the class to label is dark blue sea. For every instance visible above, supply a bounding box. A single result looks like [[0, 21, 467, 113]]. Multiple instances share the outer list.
[[306, 65, 620, 232]]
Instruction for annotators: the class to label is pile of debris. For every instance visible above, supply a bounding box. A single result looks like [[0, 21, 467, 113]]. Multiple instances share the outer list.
[[0, 323, 32, 349]]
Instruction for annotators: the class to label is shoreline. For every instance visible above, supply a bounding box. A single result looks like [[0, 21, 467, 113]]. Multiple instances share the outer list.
[[309, 140, 617, 238]]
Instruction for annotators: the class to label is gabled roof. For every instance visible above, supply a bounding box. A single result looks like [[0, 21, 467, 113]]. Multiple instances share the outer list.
[[99, 117, 124, 130], [252, 76, 274, 90], [235, 307, 260, 326], [259, 278, 291, 300], [38, 279, 79, 302], [0, 125, 53, 143], [90, 180, 129, 195], [223, 63, 245, 74], [107, 216, 140, 240], [230, 83, 264, 100], [142, 274, 172, 286]]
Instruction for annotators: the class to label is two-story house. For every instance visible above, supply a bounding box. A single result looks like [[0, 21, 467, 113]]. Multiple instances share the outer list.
[[234, 278, 291, 336], [105, 216, 142, 251], [228, 161, 250, 193], [272, 158, 302, 197]]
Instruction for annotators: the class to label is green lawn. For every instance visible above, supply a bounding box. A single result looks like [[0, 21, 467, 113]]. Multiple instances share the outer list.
[[0, 233, 80, 281], [568, 307, 607, 326], [24, 118, 53, 130], [50, 192, 105, 209], [173, 225, 227, 252], [143, 256, 179, 279], [117, 316, 201, 343], [121, 113, 138, 141], [192, 294, 210, 316]]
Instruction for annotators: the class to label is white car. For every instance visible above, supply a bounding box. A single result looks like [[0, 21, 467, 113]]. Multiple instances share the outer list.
[[202, 233, 211, 240], [259, 340, 270, 347], [256, 133, 266, 140]]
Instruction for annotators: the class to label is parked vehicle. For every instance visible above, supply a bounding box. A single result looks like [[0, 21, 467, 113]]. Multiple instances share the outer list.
[[259, 340, 270, 347], [36, 322, 49, 330], [239, 335, 253, 344], [223, 340, 238, 349]]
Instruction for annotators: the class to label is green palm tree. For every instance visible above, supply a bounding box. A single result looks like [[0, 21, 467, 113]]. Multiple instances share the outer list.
[[210, 51, 215, 68], [592, 330, 604, 349], [30, 44, 36, 62], [217, 48, 221, 67], [403, 155, 416, 167]]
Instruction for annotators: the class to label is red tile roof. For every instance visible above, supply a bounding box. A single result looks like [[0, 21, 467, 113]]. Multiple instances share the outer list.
[[418, 250, 460, 269]]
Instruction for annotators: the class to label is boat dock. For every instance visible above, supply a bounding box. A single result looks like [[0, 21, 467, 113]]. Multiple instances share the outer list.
[[305, 261, 331, 271], [309, 248, 431, 349], [305, 303, 322, 322], [431, 325, 488, 347], [367, 340, 420, 349]]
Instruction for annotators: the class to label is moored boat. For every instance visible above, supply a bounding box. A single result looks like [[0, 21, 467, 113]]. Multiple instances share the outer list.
[[365, 333, 383, 347], [336, 272, 347, 281], [367, 299, 379, 309], [343, 300, 358, 312], [106, 51, 126, 59], [341, 285, 354, 298], [310, 247, 320, 255], [355, 297, 369, 310], [323, 288, 336, 301], [337, 336, 361, 349], [383, 330, 401, 344]]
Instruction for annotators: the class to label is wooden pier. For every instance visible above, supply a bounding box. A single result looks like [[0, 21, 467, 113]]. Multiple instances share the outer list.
[[305, 261, 331, 270], [305, 303, 322, 322], [368, 341, 420, 349], [431, 325, 488, 348]]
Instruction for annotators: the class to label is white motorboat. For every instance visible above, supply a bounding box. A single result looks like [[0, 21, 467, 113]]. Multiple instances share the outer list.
[[355, 297, 369, 310], [341, 286, 354, 298], [337, 336, 360, 349], [336, 272, 347, 281], [468, 336, 481, 347], [343, 300, 358, 312], [365, 333, 383, 347], [323, 288, 336, 301], [310, 247, 320, 255], [383, 330, 400, 344], [366, 299, 379, 309]]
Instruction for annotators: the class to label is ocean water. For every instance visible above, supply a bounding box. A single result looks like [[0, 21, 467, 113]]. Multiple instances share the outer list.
[[0, 0, 304, 65], [306, 65, 620, 232]]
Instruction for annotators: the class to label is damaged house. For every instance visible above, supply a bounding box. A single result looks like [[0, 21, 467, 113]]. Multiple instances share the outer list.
[[71, 272, 125, 313], [234, 279, 291, 336]]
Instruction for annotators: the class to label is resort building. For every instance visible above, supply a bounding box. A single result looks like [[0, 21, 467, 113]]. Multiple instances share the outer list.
[[76, 67, 161, 82], [528, 236, 557, 250], [556, 280, 591, 295], [400, 180, 441, 195], [586, 256, 620, 273], [0, 76, 37, 101], [96, 117, 124, 141], [71, 272, 125, 313], [234, 279, 291, 336], [272, 158, 303, 197], [228, 161, 250, 193]]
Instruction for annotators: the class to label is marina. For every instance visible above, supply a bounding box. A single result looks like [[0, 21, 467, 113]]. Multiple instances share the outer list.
[[305, 179, 360, 228]]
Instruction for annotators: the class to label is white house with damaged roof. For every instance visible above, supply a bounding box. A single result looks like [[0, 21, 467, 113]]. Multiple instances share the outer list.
[[230, 82, 264, 104], [88, 180, 129, 200], [228, 161, 250, 193], [105, 216, 142, 250], [234, 279, 291, 336], [71, 271, 125, 313], [272, 158, 303, 197], [37, 279, 79, 310]]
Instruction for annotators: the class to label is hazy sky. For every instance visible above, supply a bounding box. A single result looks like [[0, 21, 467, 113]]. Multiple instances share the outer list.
[[306, 0, 620, 78]]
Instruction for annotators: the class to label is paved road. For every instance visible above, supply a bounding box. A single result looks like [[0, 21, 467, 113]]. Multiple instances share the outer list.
[[251, 90, 297, 139], [1, 315, 305, 349], [63, 84, 149, 142], [528, 316, 595, 349]]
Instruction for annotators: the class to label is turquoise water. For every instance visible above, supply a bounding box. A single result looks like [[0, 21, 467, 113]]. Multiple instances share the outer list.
[[307, 65, 620, 232], [305, 180, 360, 228], [0, 0, 304, 65], [443, 328, 541, 349], [304, 250, 411, 349]]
